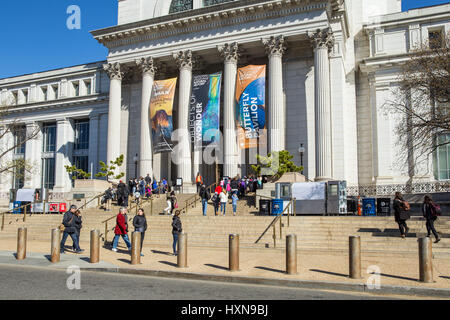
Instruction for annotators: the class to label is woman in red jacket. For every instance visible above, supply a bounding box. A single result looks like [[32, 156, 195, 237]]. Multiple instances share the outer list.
[[112, 207, 132, 252]]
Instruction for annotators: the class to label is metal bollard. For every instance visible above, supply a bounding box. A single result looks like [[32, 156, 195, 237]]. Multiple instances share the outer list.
[[51, 229, 61, 263], [90, 230, 100, 264], [131, 232, 141, 265], [16, 228, 27, 260], [349, 236, 362, 279], [177, 233, 188, 268], [286, 234, 297, 275], [419, 237, 433, 283], [229, 234, 240, 272]]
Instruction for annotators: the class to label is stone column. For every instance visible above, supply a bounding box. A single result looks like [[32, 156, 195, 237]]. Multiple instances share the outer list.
[[136, 57, 156, 179], [263, 35, 286, 153], [53, 119, 74, 192], [174, 51, 194, 188], [88, 114, 99, 177], [24, 122, 42, 189], [219, 42, 240, 178], [103, 63, 124, 166], [309, 29, 334, 182]]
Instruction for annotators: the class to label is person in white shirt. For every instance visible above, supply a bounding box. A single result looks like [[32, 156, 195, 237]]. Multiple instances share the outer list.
[[219, 190, 228, 216]]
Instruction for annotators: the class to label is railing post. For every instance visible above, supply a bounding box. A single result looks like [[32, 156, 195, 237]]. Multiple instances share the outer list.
[[185, 200, 188, 215], [349, 236, 362, 279], [51, 229, 60, 263], [16, 227, 27, 260], [104, 221, 108, 246], [273, 224, 276, 248], [43, 200, 46, 215], [1, 213, 4, 231], [279, 217, 282, 240], [90, 230, 100, 264], [177, 233, 188, 268], [131, 232, 141, 265], [150, 198, 153, 216], [286, 234, 297, 275], [229, 234, 240, 272], [419, 237, 433, 283], [23, 205, 27, 222]]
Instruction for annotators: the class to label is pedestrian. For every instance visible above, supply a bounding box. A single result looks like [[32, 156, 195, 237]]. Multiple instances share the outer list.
[[212, 192, 220, 216], [422, 195, 441, 243], [60, 205, 83, 254], [230, 177, 239, 195], [152, 180, 158, 194], [393, 192, 410, 239], [112, 207, 132, 252], [134, 189, 141, 206], [199, 184, 210, 216], [232, 192, 238, 216], [219, 189, 228, 216], [214, 183, 222, 195], [196, 172, 203, 193], [169, 188, 178, 215], [133, 208, 148, 256], [164, 191, 172, 215], [145, 174, 152, 186], [139, 178, 146, 197], [172, 210, 182, 256], [239, 178, 246, 197], [72, 209, 83, 252]]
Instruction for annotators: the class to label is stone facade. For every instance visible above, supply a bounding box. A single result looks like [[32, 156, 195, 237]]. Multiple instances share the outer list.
[[0, 0, 449, 200]]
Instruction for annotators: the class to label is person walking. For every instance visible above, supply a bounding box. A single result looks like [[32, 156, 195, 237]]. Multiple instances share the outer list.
[[169, 188, 177, 215], [212, 192, 220, 216], [133, 208, 148, 256], [422, 195, 441, 243], [231, 192, 238, 216], [72, 209, 83, 252], [112, 207, 132, 252], [60, 205, 83, 254], [199, 184, 210, 216], [393, 192, 410, 239], [171, 210, 182, 256], [219, 189, 228, 216], [145, 174, 152, 186], [196, 172, 203, 193], [163, 191, 172, 215]]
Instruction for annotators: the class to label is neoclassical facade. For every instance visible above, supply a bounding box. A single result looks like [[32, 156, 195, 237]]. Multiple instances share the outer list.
[[0, 0, 449, 199]]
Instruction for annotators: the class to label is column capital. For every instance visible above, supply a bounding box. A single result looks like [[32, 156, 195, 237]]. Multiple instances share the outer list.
[[103, 62, 125, 81], [308, 28, 334, 51], [173, 50, 194, 71], [218, 42, 240, 64], [262, 35, 286, 58], [136, 57, 157, 76]]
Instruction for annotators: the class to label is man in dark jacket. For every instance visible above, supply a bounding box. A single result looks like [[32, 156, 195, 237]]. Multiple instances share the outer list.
[[393, 192, 410, 239], [171, 210, 182, 256], [199, 184, 210, 216], [60, 205, 83, 254], [72, 210, 83, 251]]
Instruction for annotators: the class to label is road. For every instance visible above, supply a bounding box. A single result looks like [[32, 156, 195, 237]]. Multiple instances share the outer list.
[[0, 264, 405, 301]]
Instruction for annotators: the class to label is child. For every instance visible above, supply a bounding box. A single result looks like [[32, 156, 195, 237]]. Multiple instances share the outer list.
[[232, 192, 238, 216]]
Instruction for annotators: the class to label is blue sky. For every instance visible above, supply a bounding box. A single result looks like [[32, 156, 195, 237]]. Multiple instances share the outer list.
[[0, 0, 448, 79]]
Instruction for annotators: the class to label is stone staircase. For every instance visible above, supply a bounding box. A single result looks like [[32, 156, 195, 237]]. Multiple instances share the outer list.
[[1, 194, 449, 258]]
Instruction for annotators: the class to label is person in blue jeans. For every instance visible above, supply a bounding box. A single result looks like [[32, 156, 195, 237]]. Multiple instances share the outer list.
[[60, 205, 83, 254], [112, 207, 132, 252], [172, 210, 182, 256], [199, 184, 210, 216], [219, 190, 228, 216], [232, 192, 239, 216]]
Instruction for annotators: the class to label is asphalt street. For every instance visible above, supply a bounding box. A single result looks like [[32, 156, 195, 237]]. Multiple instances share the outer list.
[[0, 264, 403, 301]]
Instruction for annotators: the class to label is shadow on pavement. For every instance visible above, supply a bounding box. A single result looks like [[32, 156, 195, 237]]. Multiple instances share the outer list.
[[205, 263, 228, 271], [310, 269, 349, 278], [159, 260, 177, 268], [254, 266, 285, 274], [377, 273, 418, 282], [152, 250, 172, 256]]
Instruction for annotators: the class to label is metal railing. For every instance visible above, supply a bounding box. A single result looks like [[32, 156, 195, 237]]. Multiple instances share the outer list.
[[0, 203, 31, 231], [181, 182, 217, 215], [254, 198, 295, 248]]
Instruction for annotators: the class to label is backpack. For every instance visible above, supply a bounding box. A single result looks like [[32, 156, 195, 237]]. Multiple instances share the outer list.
[[431, 203, 442, 216]]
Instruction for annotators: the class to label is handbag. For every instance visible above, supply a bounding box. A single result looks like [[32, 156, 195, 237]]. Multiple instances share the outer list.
[[175, 202, 179, 209], [59, 215, 74, 232], [403, 201, 410, 211]]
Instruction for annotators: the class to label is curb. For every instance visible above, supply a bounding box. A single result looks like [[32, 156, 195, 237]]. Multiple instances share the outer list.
[[79, 266, 450, 298]]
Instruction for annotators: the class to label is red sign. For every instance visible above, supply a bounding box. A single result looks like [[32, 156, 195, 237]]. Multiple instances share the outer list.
[[59, 203, 67, 213], [49, 203, 59, 213]]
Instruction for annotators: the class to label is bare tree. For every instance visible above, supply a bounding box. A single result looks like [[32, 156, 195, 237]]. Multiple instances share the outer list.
[[385, 31, 449, 174], [0, 97, 40, 183]]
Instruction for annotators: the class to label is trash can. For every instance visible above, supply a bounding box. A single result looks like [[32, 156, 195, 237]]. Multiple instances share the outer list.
[[377, 198, 391, 216], [13, 201, 23, 214], [347, 198, 358, 214], [271, 199, 284, 216], [362, 198, 376, 216], [259, 199, 271, 215]]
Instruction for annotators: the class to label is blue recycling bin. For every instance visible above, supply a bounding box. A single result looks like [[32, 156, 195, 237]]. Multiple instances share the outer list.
[[13, 201, 23, 214], [362, 198, 376, 216], [271, 199, 284, 215]]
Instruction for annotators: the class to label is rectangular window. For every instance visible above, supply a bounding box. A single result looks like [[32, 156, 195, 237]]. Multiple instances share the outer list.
[[52, 85, 59, 100], [13, 161, 25, 189], [73, 156, 89, 177], [74, 120, 89, 150], [429, 29, 443, 49], [41, 86, 48, 101], [42, 158, 55, 190], [13, 126, 26, 155], [73, 82, 79, 97], [85, 80, 92, 95], [435, 134, 450, 180], [43, 123, 56, 152]]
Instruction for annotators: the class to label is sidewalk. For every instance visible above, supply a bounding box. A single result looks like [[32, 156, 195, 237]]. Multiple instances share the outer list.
[[0, 239, 449, 298]]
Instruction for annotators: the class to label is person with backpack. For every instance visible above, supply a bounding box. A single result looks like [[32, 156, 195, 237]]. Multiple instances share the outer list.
[[212, 191, 220, 216], [422, 195, 441, 243], [199, 184, 210, 216], [133, 208, 148, 256], [72, 209, 83, 252], [60, 205, 83, 254], [393, 192, 410, 239], [196, 172, 203, 193]]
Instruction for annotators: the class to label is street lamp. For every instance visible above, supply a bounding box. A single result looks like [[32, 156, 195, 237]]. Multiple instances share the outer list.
[[133, 153, 139, 179], [298, 144, 305, 175]]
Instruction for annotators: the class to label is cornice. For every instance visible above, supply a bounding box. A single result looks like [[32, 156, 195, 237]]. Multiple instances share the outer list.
[[359, 53, 412, 74], [92, 0, 329, 49]]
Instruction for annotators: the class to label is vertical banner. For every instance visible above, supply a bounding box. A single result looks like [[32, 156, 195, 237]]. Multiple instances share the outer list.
[[150, 78, 177, 153], [235, 65, 266, 149], [189, 72, 222, 150]]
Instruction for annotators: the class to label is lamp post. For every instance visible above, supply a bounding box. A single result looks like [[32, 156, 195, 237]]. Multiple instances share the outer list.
[[133, 154, 139, 179], [298, 144, 305, 175]]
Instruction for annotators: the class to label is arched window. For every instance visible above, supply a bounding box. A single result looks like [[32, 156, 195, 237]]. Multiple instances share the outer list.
[[169, 0, 193, 14]]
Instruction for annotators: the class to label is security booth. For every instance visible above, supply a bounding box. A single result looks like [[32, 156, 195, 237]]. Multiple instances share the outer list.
[[14, 189, 34, 214], [326, 181, 348, 215], [291, 182, 327, 215], [275, 183, 293, 214]]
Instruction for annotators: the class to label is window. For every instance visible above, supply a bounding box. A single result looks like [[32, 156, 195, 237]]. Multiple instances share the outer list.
[[435, 134, 450, 180], [43, 123, 56, 152], [41, 86, 47, 101], [74, 120, 89, 150], [13, 126, 26, 155], [52, 85, 59, 100], [22, 89, 28, 104], [13, 161, 25, 189], [429, 29, 444, 49], [73, 82, 79, 97], [42, 158, 55, 189], [84, 80, 92, 95], [169, 0, 193, 13], [73, 156, 89, 178]]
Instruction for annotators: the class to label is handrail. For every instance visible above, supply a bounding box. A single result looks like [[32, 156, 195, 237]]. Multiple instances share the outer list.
[[78, 191, 106, 211], [181, 181, 217, 215], [1, 203, 31, 231]]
